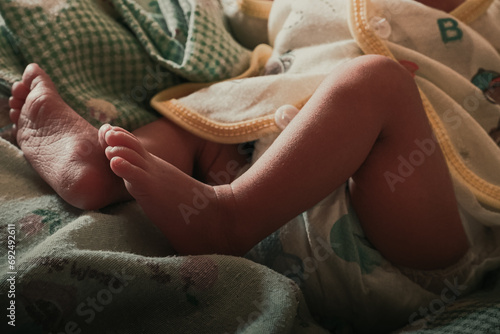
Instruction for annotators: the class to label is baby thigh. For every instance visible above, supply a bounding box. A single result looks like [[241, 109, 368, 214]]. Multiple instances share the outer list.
[[347, 60, 468, 271]]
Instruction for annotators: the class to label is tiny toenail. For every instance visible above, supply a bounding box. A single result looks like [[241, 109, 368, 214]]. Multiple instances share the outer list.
[[111, 156, 125, 166], [104, 129, 113, 141], [9, 108, 20, 123]]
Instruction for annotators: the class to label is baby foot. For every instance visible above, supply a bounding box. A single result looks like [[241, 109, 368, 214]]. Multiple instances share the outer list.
[[10, 64, 129, 209], [100, 125, 238, 255]]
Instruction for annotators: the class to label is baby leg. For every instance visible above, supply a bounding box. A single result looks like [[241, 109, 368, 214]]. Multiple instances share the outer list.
[[9, 64, 228, 210], [224, 55, 468, 269], [100, 125, 248, 254], [102, 55, 468, 269], [129, 118, 249, 184]]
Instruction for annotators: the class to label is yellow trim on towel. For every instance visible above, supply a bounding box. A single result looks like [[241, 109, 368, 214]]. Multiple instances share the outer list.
[[156, 99, 280, 143], [151, 82, 213, 102], [451, 0, 494, 24], [151, 44, 278, 143], [348, 0, 396, 61], [348, 0, 500, 209], [237, 0, 273, 20], [419, 92, 500, 209]]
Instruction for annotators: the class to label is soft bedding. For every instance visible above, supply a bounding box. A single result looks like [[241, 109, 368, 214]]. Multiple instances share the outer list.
[[0, 136, 329, 334], [1, 0, 500, 333]]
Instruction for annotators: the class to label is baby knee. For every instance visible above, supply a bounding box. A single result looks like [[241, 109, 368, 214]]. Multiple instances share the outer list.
[[351, 55, 416, 88], [322, 55, 417, 96]]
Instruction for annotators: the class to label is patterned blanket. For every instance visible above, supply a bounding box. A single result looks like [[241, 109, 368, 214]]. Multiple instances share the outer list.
[[0, 135, 329, 334], [0, 0, 250, 130]]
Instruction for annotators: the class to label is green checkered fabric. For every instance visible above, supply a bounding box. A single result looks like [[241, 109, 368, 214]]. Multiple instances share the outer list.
[[406, 300, 500, 333], [398, 275, 500, 334], [0, 0, 250, 130]]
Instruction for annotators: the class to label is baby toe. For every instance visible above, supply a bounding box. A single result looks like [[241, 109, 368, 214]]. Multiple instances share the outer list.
[[104, 127, 148, 158], [9, 96, 24, 110], [11, 81, 30, 100], [22, 63, 56, 90], [98, 123, 113, 150], [9, 108, 21, 124], [109, 156, 148, 184], [105, 145, 148, 170]]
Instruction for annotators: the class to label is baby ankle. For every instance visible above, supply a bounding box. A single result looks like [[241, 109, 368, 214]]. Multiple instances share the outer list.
[[212, 184, 248, 255]]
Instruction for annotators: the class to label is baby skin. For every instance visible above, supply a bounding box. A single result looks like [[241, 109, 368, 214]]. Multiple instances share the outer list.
[[10, 55, 469, 270]]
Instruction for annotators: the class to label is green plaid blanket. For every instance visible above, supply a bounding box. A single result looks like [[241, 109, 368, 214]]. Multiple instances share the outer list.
[[0, 0, 250, 130], [395, 277, 500, 334]]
